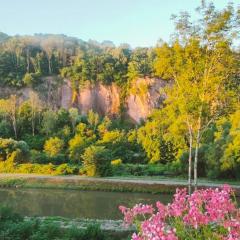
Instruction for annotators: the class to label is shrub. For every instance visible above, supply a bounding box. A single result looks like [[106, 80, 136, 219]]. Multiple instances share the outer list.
[[111, 163, 179, 176], [0, 206, 23, 223], [0, 206, 106, 240], [54, 164, 77, 175], [0, 138, 29, 163], [30, 150, 49, 164], [68, 135, 88, 163], [44, 137, 64, 157], [81, 145, 112, 177], [0, 120, 11, 138], [23, 134, 46, 150], [120, 185, 240, 240]]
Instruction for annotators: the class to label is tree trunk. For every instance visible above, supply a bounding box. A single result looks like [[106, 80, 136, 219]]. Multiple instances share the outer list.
[[27, 49, 30, 73], [194, 121, 201, 190], [32, 114, 35, 136], [188, 126, 193, 195], [48, 56, 52, 74], [12, 118, 17, 139]]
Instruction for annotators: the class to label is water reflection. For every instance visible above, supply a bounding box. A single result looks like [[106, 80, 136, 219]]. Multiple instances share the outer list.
[[0, 188, 172, 219]]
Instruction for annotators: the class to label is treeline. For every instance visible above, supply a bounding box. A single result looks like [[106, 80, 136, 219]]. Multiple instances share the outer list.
[[0, 33, 154, 89], [0, 92, 240, 179], [0, 1, 239, 182], [0, 94, 146, 176]]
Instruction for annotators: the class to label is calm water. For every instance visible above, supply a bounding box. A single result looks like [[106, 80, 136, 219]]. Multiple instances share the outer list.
[[0, 188, 172, 219]]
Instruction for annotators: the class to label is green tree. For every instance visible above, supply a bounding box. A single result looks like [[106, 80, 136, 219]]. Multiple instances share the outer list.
[[154, 1, 239, 191], [0, 138, 29, 163], [81, 145, 112, 177], [0, 95, 19, 139], [69, 107, 79, 132], [220, 110, 240, 177], [41, 110, 57, 136], [28, 91, 43, 136]]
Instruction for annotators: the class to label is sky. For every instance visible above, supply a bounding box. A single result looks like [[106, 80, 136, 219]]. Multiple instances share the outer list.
[[0, 0, 239, 48]]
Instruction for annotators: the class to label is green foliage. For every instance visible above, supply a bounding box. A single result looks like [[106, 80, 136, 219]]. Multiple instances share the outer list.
[[23, 134, 46, 150], [137, 115, 177, 164], [41, 110, 57, 136], [127, 48, 154, 81], [23, 73, 40, 86], [68, 134, 95, 163], [54, 163, 77, 175], [111, 159, 122, 166], [0, 1, 239, 180], [0, 120, 12, 137], [30, 150, 49, 164], [111, 163, 181, 177], [81, 145, 112, 177], [0, 138, 29, 163], [0, 206, 106, 240], [44, 137, 64, 157]]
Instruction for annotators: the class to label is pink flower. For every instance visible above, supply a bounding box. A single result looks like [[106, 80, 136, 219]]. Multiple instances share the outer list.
[[119, 185, 239, 240], [168, 188, 188, 217]]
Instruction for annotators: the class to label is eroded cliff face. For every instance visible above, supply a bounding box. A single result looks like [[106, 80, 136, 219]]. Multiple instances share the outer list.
[[126, 77, 168, 122], [77, 83, 120, 116], [60, 77, 168, 122], [0, 76, 63, 109], [0, 77, 168, 122]]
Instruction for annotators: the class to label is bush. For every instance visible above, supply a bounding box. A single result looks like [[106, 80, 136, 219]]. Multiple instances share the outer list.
[[81, 146, 112, 177], [0, 206, 106, 240], [16, 163, 55, 174], [112, 163, 182, 177], [54, 164, 77, 175], [0, 120, 12, 138], [0, 138, 29, 163], [0, 206, 23, 223], [44, 137, 64, 157], [120, 186, 240, 240], [23, 135, 46, 151], [30, 150, 49, 164]]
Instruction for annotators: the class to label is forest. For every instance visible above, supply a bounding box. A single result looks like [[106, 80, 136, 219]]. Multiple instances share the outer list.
[[0, 1, 239, 185]]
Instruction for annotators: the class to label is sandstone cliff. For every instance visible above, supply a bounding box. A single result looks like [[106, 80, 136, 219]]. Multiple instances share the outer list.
[[0, 76, 168, 123]]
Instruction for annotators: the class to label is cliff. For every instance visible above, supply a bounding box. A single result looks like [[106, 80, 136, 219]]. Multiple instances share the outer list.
[[0, 76, 168, 123]]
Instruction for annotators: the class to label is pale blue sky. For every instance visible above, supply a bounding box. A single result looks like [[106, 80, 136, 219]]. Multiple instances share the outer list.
[[0, 0, 239, 47]]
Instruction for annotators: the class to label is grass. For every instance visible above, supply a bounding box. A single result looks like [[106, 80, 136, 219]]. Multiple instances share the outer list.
[[0, 174, 239, 195], [107, 175, 240, 186], [26, 216, 134, 240], [0, 175, 177, 194]]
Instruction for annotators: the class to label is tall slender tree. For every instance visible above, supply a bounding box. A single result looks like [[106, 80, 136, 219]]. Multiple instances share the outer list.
[[154, 1, 239, 192]]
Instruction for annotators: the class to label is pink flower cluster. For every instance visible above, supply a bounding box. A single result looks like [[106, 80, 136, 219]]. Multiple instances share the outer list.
[[119, 185, 240, 240], [119, 203, 154, 225]]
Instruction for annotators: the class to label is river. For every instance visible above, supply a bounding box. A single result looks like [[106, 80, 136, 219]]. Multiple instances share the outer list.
[[0, 188, 172, 219]]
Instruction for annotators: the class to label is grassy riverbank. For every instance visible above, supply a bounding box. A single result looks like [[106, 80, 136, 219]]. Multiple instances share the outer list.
[[27, 216, 134, 240], [0, 206, 131, 240], [0, 174, 175, 194], [0, 174, 239, 195]]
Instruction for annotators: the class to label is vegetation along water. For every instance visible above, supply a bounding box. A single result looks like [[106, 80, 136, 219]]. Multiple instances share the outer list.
[[0, 0, 239, 239]]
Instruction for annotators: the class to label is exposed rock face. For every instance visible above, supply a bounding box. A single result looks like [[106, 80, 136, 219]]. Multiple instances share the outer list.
[[126, 77, 168, 122], [0, 77, 168, 122], [78, 83, 120, 116], [60, 80, 73, 109]]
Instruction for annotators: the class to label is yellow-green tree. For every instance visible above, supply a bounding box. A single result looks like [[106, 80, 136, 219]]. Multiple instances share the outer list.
[[28, 91, 43, 136], [154, 1, 239, 191], [44, 137, 64, 157], [0, 95, 18, 139]]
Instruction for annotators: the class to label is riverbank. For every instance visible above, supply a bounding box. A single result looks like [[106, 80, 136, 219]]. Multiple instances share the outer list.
[[26, 216, 134, 240], [0, 173, 239, 195]]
